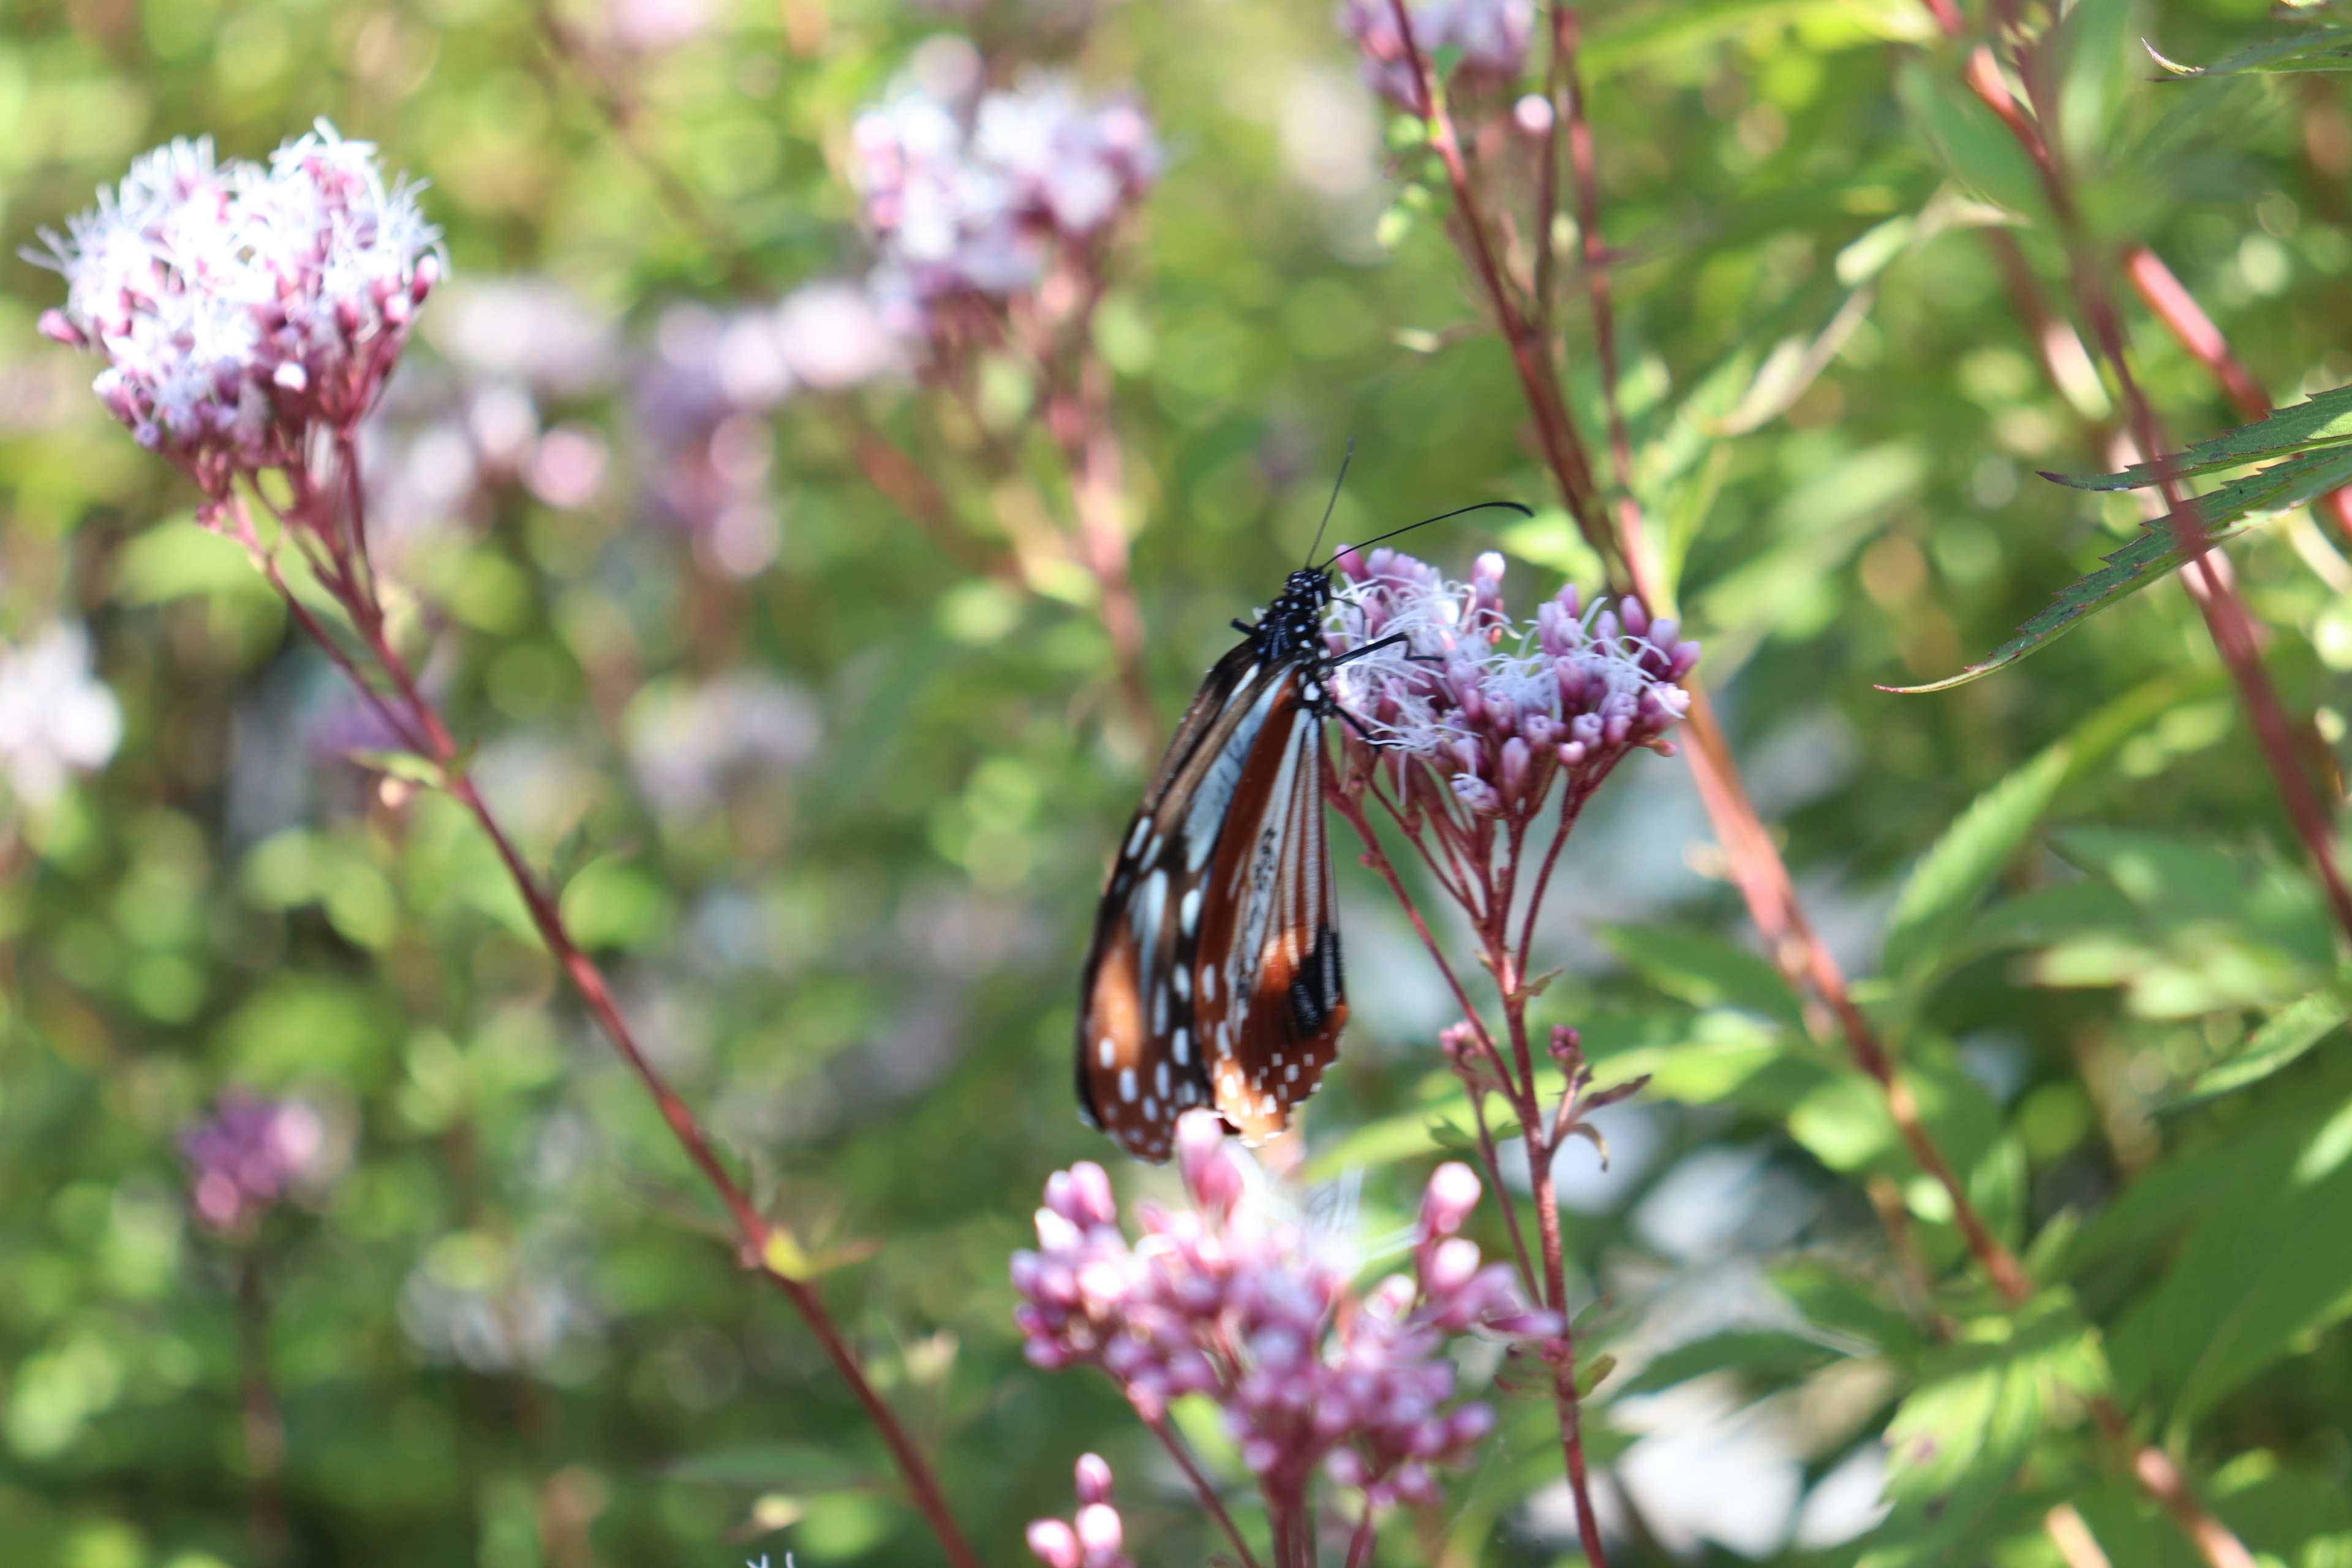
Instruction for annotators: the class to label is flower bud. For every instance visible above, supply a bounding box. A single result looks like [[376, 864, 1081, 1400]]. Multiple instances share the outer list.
[[1421, 1161, 1481, 1237], [1513, 93, 1555, 136], [1029, 1520, 1082, 1568], [1075, 1502, 1122, 1558], [1074, 1453, 1116, 1506], [1176, 1109, 1243, 1221]]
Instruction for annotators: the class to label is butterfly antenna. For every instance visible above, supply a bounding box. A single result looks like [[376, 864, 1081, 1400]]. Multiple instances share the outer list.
[[1303, 437, 1355, 568], [1320, 499, 1534, 569]]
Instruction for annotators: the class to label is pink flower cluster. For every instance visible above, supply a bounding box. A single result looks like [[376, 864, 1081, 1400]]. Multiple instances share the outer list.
[[853, 74, 1161, 306], [1026, 1454, 1134, 1568], [1338, 0, 1535, 111], [1327, 548, 1697, 820], [32, 123, 442, 496], [1012, 1112, 1559, 1512], [181, 1091, 327, 1235]]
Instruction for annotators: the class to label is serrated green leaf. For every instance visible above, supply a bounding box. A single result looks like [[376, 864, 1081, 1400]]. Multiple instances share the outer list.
[[1775, 1259, 1929, 1359], [1887, 446, 2352, 693], [2111, 1097, 2352, 1436], [2045, 383, 2352, 488], [2146, 28, 2352, 78], [1596, 924, 1808, 1031], [1883, 745, 2073, 981], [1861, 1293, 2106, 1568], [2168, 990, 2348, 1112]]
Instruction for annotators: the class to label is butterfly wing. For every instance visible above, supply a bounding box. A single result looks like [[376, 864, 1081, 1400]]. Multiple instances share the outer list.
[[1077, 643, 1283, 1159], [1188, 668, 1346, 1145]]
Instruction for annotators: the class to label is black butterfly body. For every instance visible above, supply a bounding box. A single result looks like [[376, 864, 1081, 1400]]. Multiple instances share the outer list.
[[1076, 567, 1351, 1161]]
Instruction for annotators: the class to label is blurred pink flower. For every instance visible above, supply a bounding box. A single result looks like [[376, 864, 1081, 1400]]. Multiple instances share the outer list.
[[1338, 0, 1534, 110], [853, 73, 1161, 305], [181, 1091, 328, 1235], [0, 623, 122, 809], [1012, 1111, 1558, 1515]]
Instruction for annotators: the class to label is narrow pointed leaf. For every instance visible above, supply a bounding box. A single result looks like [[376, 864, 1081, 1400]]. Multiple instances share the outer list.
[[2045, 382, 2352, 489], [1887, 446, 2352, 693], [1883, 744, 2073, 979], [2146, 29, 2352, 79], [2167, 990, 2348, 1112]]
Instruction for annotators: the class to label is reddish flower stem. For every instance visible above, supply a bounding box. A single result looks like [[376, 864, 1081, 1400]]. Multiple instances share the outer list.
[[236, 1251, 289, 1568], [1391, 0, 2037, 1310], [1965, 21, 2352, 948], [2121, 244, 2352, 550], [1145, 1414, 1264, 1568], [232, 463, 985, 1568]]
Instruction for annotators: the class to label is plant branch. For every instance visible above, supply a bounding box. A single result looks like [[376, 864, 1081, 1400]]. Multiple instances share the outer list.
[[1967, 21, 2352, 948], [2121, 243, 2352, 550], [253, 470, 984, 1568]]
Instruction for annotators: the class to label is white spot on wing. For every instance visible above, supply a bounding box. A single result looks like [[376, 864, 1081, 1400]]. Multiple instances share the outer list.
[[1098, 1037, 1115, 1069], [1119, 1068, 1137, 1103]]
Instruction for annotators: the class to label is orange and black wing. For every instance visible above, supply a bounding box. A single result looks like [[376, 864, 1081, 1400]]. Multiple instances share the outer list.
[[1187, 666, 1345, 1145], [1077, 643, 1283, 1159]]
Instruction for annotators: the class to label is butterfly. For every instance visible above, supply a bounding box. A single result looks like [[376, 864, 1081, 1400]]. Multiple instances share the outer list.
[[1075, 470, 1531, 1161]]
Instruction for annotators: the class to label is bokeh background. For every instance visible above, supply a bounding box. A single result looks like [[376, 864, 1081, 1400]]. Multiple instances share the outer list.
[[4, 0, 2352, 1564]]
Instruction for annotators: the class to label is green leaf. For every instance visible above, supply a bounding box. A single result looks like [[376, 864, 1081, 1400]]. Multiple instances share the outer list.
[[2146, 28, 2352, 79], [1776, 1259, 1932, 1360], [2169, 990, 2348, 1111], [1896, 61, 2044, 217], [1885, 445, 2352, 693], [1596, 924, 1809, 1031], [2045, 383, 2352, 488], [1883, 745, 2073, 980], [558, 855, 677, 951], [1861, 1293, 2106, 1568], [1618, 1330, 1848, 1395], [2110, 1096, 2352, 1435]]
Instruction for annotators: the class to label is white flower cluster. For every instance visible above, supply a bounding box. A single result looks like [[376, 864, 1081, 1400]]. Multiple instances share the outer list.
[[853, 73, 1162, 304], [31, 121, 442, 492], [1325, 547, 1697, 816], [0, 624, 123, 810]]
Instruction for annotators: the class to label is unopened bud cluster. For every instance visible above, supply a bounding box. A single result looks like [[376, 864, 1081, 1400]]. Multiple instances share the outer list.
[[1012, 1110, 1559, 1514], [1025, 1453, 1134, 1568], [31, 123, 442, 498], [1327, 547, 1698, 820]]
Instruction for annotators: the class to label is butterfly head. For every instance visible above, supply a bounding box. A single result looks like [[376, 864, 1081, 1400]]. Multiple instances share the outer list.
[[1257, 568, 1334, 662]]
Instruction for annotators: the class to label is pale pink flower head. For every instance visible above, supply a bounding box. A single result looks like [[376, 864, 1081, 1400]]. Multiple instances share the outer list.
[[1012, 1110, 1559, 1516], [30, 122, 442, 498], [853, 72, 1161, 309], [1325, 546, 1697, 820], [181, 1091, 328, 1235], [0, 623, 122, 809]]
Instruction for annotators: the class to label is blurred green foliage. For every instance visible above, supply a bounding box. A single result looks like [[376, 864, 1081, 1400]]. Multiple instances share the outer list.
[[5, 0, 2352, 1565]]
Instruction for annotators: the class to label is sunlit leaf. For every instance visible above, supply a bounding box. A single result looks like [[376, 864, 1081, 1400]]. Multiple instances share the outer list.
[[1597, 924, 1809, 1031], [1861, 1293, 2106, 1568], [2168, 990, 2348, 1111], [2146, 29, 2352, 78], [1886, 446, 2352, 692], [2045, 383, 2352, 488]]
